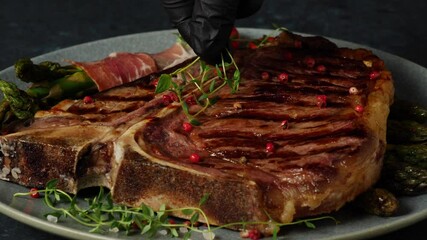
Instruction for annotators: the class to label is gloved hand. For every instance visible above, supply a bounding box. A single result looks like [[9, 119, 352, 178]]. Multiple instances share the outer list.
[[162, 0, 264, 64]]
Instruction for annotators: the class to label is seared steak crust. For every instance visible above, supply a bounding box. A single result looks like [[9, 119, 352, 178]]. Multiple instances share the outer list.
[[0, 31, 393, 234]]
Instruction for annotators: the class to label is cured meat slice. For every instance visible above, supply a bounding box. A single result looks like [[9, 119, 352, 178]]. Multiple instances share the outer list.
[[72, 42, 195, 92], [72, 52, 157, 91], [150, 42, 196, 70], [0, 31, 394, 235]]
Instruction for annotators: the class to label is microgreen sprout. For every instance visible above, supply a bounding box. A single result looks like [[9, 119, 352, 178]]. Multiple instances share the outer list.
[[155, 50, 240, 125], [14, 180, 337, 239], [256, 26, 288, 48]]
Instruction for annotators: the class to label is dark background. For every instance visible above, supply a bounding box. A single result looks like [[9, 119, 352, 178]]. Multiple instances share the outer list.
[[0, 0, 426, 239]]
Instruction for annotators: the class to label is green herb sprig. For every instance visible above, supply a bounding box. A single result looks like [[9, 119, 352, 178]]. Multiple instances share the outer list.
[[155, 51, 240, 126], [256, 25, 288, 48], [14, 180, 337, 239], [14, 180, 212, 239]]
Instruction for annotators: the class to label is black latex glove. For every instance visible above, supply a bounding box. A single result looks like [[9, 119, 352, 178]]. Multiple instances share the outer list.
[[162, 0, 263, 64]]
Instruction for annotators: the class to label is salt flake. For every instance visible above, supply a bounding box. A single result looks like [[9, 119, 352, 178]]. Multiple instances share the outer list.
[[46, 215, 58, 224], [202, 231, 215, 240]]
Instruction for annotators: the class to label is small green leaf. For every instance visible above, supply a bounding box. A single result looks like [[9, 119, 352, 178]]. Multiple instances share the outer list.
[[304, 221, 316, 229], [190, 212, 199, 224], [209, 79, 216, 92], [183, 231, 192, 240], [190, 79, 200, 85], [198, 93, 209, 102], [233, 70, 240, 82], [46, 179, 59, 189], [148, 207, 155, 217], [141, 204, 152, 217], [222, 62, 231, 68], [171, 81, 178, 90], [70, 197, 78, 208], [200, 60, 207, 72], [110, 221, 120, 229], [54, 192, 61, 201], [215, 65, 223, 79], [141, 223, 151, 235], [226, 78, 233, 90], [181, 209, 194, 216], [190, 119, 202, 126], [155, 74, 172, 93], [205, 65, 211, 72], [106, 193, 113, 209], [133, 216, 144, 230], [181, 101, 189, 114], [194, 95, 203, 106], [199, 193, 210, 206], [208, 96, 219, 106], [157, 204, 166, 219], [170, 227, 179, 237]]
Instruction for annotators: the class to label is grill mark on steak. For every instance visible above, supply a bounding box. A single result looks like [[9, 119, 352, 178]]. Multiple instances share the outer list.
[[221, 81, 364, 105], [202, 102, 357, 121], [194, 118, 358, 140], [202, 135, 364, 159], [67, 100, 147, 115]]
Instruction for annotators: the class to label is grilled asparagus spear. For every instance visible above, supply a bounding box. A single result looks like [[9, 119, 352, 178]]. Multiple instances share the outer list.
[[0, 80, 38, 121], [380, 102, 427, 196], [15, 58, 79, 83], [389, 99, 427, 123], [387, 120, 427, 143], [386, 144, 427, 169], [0, 59, 96, 130], [15, 58, 96, 102], [380, 152, 427, 196]]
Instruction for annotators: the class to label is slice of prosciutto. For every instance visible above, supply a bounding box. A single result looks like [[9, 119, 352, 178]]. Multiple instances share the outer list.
[[73, 52, 157, 91], [151, 41, 196, 70], [72, 42, 196, 92]]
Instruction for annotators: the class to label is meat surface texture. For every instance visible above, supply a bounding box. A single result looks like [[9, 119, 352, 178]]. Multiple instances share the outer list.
[[0, 31, 394, 235]]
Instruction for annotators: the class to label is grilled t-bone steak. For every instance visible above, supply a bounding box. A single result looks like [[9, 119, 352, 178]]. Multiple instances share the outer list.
[[0, 31, 394, 235]]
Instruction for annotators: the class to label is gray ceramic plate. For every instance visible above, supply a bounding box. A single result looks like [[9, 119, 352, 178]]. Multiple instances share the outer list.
[[0, 28, 426, 240]]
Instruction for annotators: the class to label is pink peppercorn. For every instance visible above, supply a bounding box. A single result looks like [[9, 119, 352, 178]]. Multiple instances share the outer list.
[[189, 153, 201, 163], [278, 72, 289, 82], [261, 72, 270, 80], [265, 142, 275, 153], [369, 71, 380, 80], [182, 122, 193, 132], [316, 95, 327, 108], [355, 105, 364, 113], [83, 96, 93, 104]]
